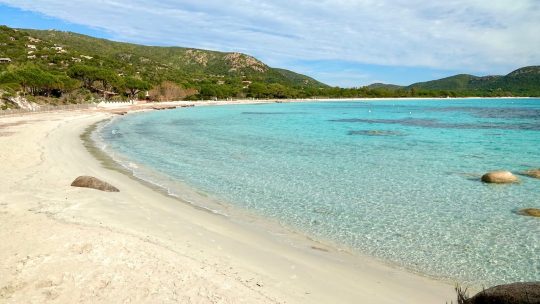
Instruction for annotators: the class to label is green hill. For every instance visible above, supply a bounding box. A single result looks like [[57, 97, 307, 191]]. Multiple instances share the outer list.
[[487, 66, 540, 95], [408, 67, 540, 96], [365, 83, 404, 90], [1, 24, 539, 107], [408, 74, 480, 91], [0, 25, 327, 105], [23, 28, 326, 88]]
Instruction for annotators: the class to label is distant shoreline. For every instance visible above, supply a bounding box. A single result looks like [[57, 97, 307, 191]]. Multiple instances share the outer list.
[[1, 95, 537, 117], [186, 95, 537, 104], [91, 95, 539, 114]]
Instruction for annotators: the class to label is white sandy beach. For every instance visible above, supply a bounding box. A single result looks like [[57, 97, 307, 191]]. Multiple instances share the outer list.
[[0, 105, 455, 303]]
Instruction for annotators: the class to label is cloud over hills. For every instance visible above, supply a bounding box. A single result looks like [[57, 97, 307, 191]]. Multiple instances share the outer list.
[[2, 0, 539, 86]]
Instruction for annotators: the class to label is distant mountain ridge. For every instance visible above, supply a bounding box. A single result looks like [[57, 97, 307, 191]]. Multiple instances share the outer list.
[[366, 67, 540, 96], [365, 83, 404, 90]]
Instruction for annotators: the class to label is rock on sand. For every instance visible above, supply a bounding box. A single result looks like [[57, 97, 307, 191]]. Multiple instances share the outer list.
[[71, 176, 119, 192]]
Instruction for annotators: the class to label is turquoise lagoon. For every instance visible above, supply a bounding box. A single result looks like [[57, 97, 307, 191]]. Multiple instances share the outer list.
[[98, 99, 540, 285]]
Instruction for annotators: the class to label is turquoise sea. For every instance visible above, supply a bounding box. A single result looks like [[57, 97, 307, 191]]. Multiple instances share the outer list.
[[97, 99, 540, 286]]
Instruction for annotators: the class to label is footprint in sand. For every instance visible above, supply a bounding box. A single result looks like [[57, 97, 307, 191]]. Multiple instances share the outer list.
[[71, 243, 93, 254]]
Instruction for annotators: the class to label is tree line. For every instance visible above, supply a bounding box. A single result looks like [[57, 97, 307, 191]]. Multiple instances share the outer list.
[[0, 64, 151, 100], [0, 63, 518, 107]]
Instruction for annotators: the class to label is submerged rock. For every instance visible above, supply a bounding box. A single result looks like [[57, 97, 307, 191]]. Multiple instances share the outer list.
[[152, 106, 176, 110], [464, 282, 540, 304], [347, 130, 404, 136], [516, 208, 540, 218], [481, 171, 519, 184], [524, 169, 540, 179], [71, 176, 119, 192]]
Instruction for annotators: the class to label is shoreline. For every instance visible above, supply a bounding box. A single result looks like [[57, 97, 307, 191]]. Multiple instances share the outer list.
[[89, 113, 461, 287], [2, 95, 537, 117], [0, 108, 455, 303]]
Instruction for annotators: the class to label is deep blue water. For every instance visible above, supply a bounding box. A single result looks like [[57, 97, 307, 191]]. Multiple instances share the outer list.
[[98, 99, 540, 285]]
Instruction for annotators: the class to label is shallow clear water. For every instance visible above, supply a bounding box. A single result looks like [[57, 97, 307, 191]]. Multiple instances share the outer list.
[[99, 99, 540, 285]]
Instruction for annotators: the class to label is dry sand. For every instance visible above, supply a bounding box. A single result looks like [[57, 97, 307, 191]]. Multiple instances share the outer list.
[[0, 107, 455, 303]]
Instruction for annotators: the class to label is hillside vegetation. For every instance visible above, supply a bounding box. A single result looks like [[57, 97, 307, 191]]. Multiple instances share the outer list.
[[0, 25, 327, 107], [24, 28, 326, 88], [0, 25, 539, 109], [408, 67, 540, 96], [365, 67, 540, 97]]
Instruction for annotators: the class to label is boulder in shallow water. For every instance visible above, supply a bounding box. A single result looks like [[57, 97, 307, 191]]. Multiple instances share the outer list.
[[524, 169, 540, 179], [517, 208, 540, 218], [464, 282, 540, 304], [481, 171, 519, 184], [71, 176, 119, 192]]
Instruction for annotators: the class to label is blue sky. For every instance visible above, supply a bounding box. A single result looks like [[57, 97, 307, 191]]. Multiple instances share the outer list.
[[1, 1, 539, 87]]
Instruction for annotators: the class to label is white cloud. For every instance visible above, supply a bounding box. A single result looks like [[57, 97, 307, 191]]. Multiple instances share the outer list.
[[2, 0, 539, 76]]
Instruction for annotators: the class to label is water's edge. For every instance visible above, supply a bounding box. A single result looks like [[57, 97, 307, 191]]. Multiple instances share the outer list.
[[82, 113, 461, 289]]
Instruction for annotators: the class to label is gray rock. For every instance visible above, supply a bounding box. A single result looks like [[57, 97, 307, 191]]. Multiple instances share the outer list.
[[464, 282, 540, 304], [71, 176, 119, 192]]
